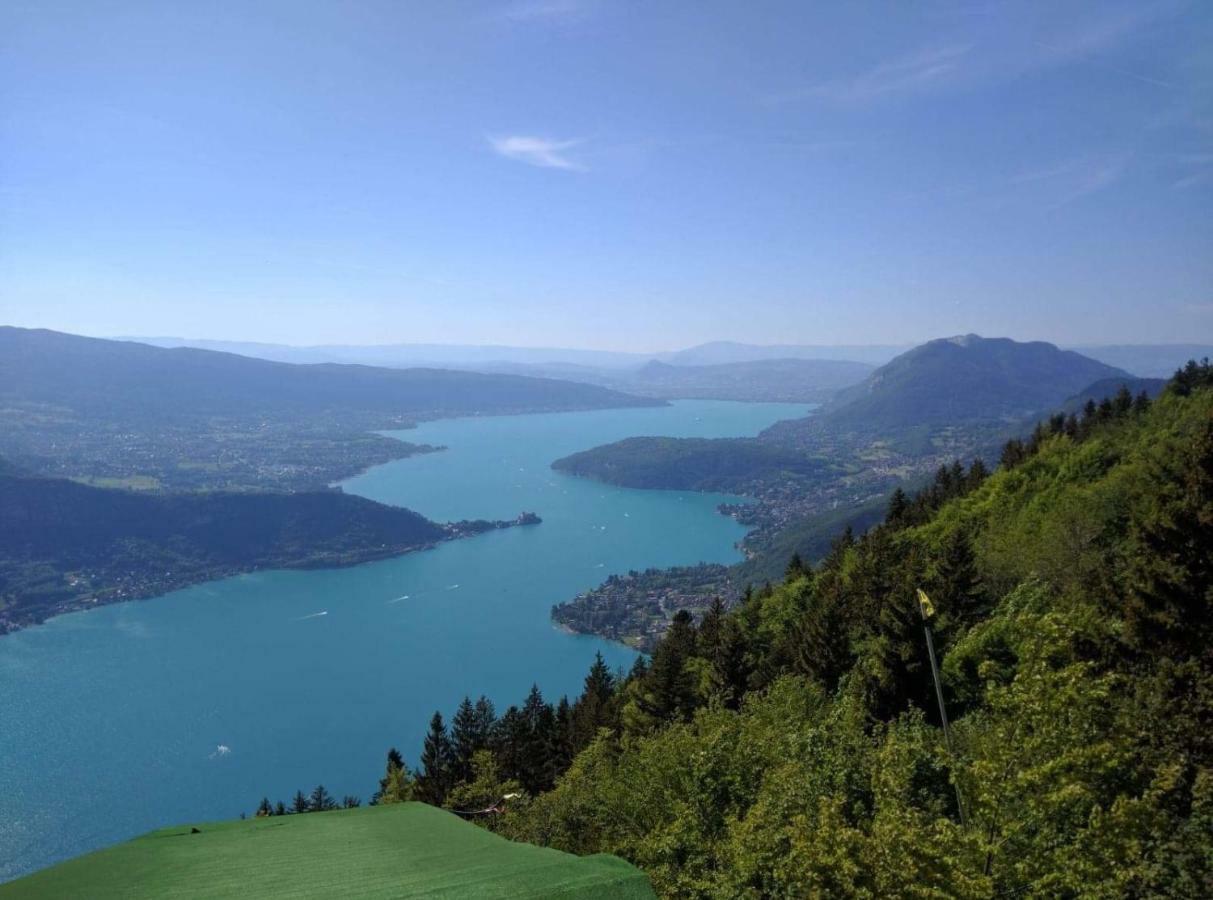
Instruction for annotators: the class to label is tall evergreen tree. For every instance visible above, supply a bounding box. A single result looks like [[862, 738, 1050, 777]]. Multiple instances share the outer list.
[[309, 784, 338, 812], [572, 652, 616, 751], [1125, 413, 1213, 660], [791, 589, 852, 693], [887, 487, 910, 526], [291, 790, 310, 814], [374, 748, 413, 805], [450, 696, 482, 784], [639, 610, 698, 724], [933, 528, 983, 628], [416, 711, 455, 805], [710, 614, 753, 709], [785, 552, 808, 580]]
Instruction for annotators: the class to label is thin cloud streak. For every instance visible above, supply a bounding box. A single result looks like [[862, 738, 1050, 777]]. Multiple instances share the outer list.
[[765, 44, 972, 105], [489, 135, 586, 170], [492, 0, 590, 23]]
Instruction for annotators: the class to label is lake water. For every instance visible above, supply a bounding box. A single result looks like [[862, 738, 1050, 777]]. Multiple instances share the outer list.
[[0, 400, 807, 882]]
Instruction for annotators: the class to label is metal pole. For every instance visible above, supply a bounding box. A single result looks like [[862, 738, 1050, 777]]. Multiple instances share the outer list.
[[919, 594, 968, 827]]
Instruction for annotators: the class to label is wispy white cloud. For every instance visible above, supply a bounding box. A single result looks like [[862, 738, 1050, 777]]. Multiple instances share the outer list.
[[766, 3, 1181, 107], [492, 0, 590, 23], [488, 135, 586, 170], [1040, 153, 1133, 209], [765, 44, 972, 105], [1170, 153, 1213, 190]]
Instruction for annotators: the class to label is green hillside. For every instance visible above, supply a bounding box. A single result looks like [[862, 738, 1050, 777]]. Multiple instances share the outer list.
[[390, 362, 1213, 898], [0, 803, 654, 899]]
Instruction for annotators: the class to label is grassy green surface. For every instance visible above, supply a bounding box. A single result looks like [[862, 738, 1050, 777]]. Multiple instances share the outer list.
[[0, 803, 655, 899]]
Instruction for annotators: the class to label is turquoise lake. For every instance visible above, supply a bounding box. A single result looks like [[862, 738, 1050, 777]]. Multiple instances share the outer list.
[[0, 399, 807, 882]]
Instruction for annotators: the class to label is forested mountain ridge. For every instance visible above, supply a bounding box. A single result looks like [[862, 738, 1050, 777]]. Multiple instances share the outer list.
[[330, 360, 1213, 898], [816, 333, 1126, 430], [0, 471, 534, 634], [0, 327, 658, 491], [0, 327, 656, 424]]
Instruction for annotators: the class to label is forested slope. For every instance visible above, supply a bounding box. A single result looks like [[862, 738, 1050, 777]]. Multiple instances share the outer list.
[[350, 360, 1213, 898], [0, 474, 447, 632]]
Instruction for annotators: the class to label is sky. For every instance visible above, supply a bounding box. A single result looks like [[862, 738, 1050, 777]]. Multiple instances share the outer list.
[[1, 0, 1211, 351]]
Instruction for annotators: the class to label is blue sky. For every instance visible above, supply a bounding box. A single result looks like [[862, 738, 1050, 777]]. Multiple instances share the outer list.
[[2, 1, 1210, 350]]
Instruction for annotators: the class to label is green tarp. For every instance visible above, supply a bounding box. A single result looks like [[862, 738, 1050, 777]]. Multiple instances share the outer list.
[[1, 803, 655, 899]]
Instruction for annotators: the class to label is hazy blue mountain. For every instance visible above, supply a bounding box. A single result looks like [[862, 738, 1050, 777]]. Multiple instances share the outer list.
[[1, 328, 658, 427], [0, 328, 659, 491], [120, 336, 652, 370], [122, 335, 911, 371], [663, 340, 907, 367], [1068, 344, 1213, 378], [816, 335, 1127, 431], [626, 358, 872, 402]]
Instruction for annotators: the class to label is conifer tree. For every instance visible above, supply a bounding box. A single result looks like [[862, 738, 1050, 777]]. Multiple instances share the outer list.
[[416, 712, 455, 805], [572, 652, 616, 751], [639, 610, 697, 724], [255, 797, 272, 818], [933, 528, 983, 628], [1125, 414, 1213, 660], [373, 748, 413, 805], [710, 614, 752, 709], [450, 696, 482, 784], [785, 552, 808, 580], [291, 790, 310, 814], [309, 784, 338, 812], [887, 487, 909, 526]]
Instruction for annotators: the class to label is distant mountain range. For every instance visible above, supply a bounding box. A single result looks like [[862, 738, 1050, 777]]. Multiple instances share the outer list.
[[0, 328, 659, 491], [120, 335, 1213, 380], [3, 328, 657, 427]]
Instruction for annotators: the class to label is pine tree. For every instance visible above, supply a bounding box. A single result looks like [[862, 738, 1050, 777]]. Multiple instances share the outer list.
[[255, 797, 273, 818], [373, 747, 409, 804], [450, 696, 482, 784], [519, 685, 559, 794], [791, 589, 851, 692], [1125, 413, 1213, 660], [274, 800, 286, 816], [291, 790, 310, 814], [309, 784, 338, 812], [933, 528, 983, 628], [639, 610, 697, 724], [887, 487, 909, 526], [416, 712, 455, 805], [785, 552, 808, 580], [572, 652, 616, 752], [473, 696, 497, 745], [710, 614, 752, 709]]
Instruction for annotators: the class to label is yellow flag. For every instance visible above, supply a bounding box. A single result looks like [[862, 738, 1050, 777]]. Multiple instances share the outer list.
[[917, 588, 935, 619]]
